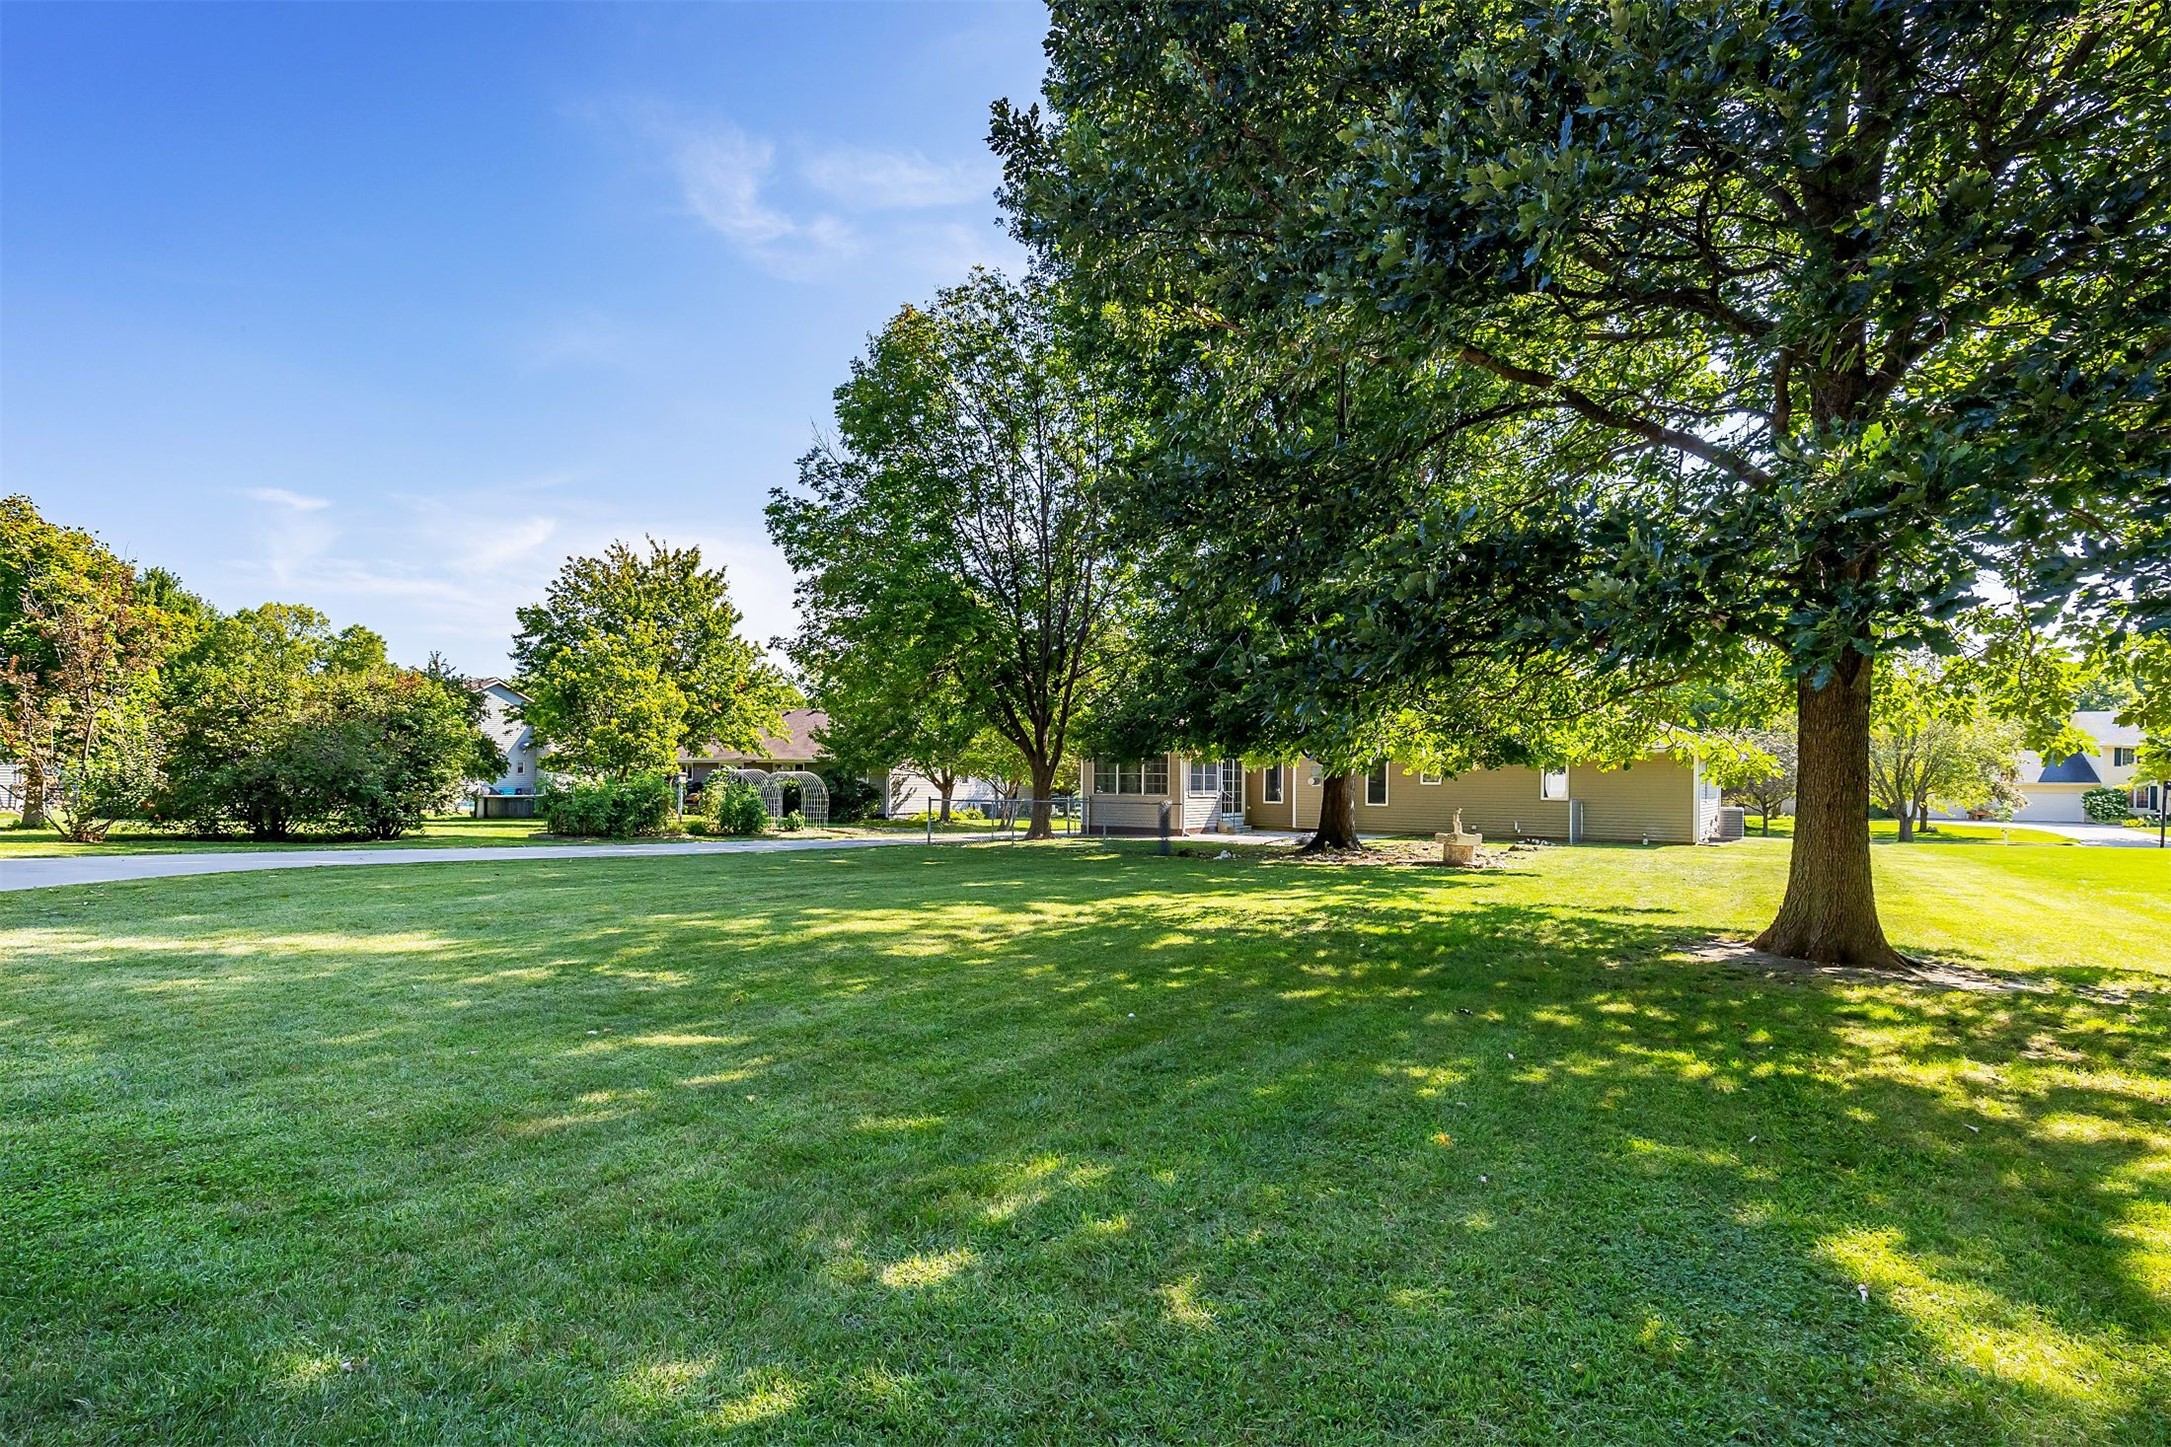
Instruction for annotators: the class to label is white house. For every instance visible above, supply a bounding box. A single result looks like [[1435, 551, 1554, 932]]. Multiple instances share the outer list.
[[469, 679, 540, 796], [2013, 710, 2152, 821]]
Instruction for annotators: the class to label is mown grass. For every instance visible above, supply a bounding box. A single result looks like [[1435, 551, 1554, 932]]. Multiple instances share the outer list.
[[2, 838, 2166, 1444], [1745, 816, 2079, 845], [0, 814, 555, 857]]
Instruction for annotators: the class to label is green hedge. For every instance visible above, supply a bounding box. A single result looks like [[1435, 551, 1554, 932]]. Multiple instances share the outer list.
[[539, 774, 675, 838]]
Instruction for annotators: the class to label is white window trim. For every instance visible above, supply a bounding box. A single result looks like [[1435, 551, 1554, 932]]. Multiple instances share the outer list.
[[1540, 768, 1570, 801], [1092, 759, 1170, 796], [1262, 765, 1284, 804], [1365, 762, 1390, 806], [1419, 771, 1442, 785]]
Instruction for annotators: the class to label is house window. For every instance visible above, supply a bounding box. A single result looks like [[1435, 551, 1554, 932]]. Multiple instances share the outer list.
[[1419, 771, 1442, 785], [515, 762, 524, 775], [1365, 762, 1390, 806], [1094, 759, 1168, 795], [1541, 768, 1569, 801], [1263, 765, 1285, 804], [1188, 759, 1221, 794], [2114, 746, 2137, 768]]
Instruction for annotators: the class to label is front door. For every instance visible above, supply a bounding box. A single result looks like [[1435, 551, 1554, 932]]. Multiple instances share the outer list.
[[1217, 758, 1244, 817]]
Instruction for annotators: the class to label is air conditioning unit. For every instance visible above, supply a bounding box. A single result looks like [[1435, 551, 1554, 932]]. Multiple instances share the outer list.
[[1716, 806, 1746, 842]]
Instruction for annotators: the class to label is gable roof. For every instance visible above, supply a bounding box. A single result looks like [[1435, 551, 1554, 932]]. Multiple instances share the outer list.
[[685, 708, 829, 765], [2037, 752, 2102, 784]]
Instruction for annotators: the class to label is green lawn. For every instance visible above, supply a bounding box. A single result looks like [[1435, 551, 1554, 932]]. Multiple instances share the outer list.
[[1745, 816, 2078, 846], [3, 840, 2166, 1444]]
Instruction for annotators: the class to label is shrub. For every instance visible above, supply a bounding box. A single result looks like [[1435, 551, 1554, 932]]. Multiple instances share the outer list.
[[779, 809, 805, 832], [705, 778, 768, 837], [2081, 786, 2132, 823], [815, 766, 881, 823], [540, 773, 675, 838], [682, 817, 711, 837]]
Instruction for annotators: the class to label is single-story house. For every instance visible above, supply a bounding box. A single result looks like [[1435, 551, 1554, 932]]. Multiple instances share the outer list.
[[2012, 710, 2154, 821], [1080, 749, 1725, 843], [682, 708, 1004, 817], [681, 708, 830, 787]]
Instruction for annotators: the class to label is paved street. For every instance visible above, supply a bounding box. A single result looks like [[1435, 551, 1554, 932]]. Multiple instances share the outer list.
[[0, 834, 954, 892]]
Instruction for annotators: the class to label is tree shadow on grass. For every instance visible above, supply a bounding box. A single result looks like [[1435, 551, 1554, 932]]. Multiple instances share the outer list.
[[1, 847, 2166, 1444]]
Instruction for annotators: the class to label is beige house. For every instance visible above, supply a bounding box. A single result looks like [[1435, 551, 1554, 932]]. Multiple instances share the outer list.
[[2009, 710, 2156, 821], [1081, 749, 1724, 844]]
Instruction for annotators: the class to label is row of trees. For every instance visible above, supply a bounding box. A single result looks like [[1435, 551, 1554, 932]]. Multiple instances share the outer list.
[[0, 497, 502, 842], [768, 0, 2167, 964]]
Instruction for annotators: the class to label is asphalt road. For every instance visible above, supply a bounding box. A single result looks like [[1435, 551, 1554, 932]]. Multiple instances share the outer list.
[[0, 834, 956, 893]]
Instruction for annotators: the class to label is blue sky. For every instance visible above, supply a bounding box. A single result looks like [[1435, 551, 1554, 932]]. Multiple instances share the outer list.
[[2, 1, 1045, 673]]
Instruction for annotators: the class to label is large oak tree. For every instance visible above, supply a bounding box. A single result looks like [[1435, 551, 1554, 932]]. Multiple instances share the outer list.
[[997, 0, 2170, 963]]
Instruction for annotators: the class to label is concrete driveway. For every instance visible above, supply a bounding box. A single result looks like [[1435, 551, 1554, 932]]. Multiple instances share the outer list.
[[0, 833, 955, 893], [2021, 821, 2165, 848]]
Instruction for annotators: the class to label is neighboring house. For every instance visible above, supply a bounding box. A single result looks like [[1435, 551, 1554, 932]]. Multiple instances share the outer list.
[[680, 708, 830, 788], [2013, 710, 2152, 821], [680, 708, 999, 816], [1080, 749, 1724, 843], [469, 679, 540, 795]]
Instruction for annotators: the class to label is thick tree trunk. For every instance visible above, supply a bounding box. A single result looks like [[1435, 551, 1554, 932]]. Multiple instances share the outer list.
[[1025, 757, 1056, 840], [1752, 665, 1902, 966], [1300, 771, 1362, 852], [1894, 801, 1914, 842], [936, 773, 955, 824], [19, 756, 46, 829]]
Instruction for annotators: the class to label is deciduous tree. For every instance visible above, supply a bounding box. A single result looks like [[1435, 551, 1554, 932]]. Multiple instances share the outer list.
[[512, 540, 790, 780], [0, 497, 176, 839], [998, 0, 2171, 964], [769, 270, 1123, 839]]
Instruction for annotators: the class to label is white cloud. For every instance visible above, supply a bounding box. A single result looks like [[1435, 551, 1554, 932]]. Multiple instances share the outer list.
[[671, 122, 857, 277], [219, 479, 799, 676], [800, 146, 992, 210], [237, 487, 336, 584], [242, 487, 330, 511]]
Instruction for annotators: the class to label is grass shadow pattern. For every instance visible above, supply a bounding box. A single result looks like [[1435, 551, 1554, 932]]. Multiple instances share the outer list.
[[1, 840, 2167, 1444]]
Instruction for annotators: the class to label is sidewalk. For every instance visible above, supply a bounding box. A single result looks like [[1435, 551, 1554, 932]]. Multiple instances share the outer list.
[[0, 833, 953, 893]]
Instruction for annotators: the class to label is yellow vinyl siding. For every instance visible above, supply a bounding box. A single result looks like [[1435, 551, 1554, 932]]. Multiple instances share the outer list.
[[1570, 758, 1700, 843], [1246, 754, 1701, 842], [1354, 763, 1573, 839], [1246, 767, 1295, 829]]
